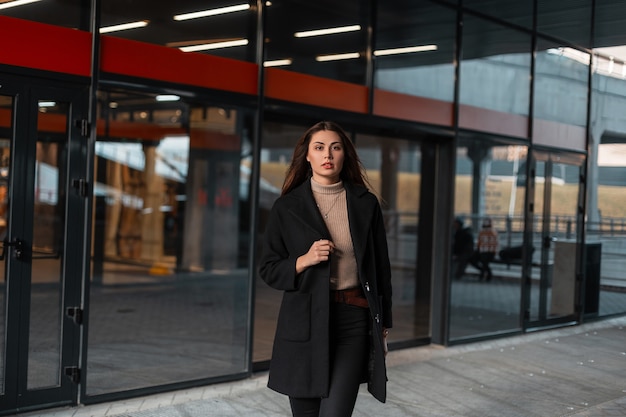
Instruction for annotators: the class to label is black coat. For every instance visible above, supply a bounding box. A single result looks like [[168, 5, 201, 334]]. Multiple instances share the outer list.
[[259, 179, 393, 403]]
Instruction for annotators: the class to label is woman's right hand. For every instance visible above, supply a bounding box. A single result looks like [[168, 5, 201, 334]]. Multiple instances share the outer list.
[[296, 239, 335, 274]]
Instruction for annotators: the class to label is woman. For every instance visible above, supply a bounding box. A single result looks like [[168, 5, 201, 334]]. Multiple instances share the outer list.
[[259, 121, 393, 417]]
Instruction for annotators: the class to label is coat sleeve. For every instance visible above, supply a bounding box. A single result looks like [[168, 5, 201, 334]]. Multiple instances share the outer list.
[[259, 199, 300, 291], [373, 200, 393, 329]]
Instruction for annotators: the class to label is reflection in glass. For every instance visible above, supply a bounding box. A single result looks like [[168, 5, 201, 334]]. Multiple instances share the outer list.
[[27, 100, 68, 389], [533, 39, 589, 151], [0, 0, 83, 29], [588, 40, 626, 316], [534, 42, 589, 126], [87, 91, 251, 395], [537, 0, 592, 47], [253, 122, 296, 363], [99, 1, 257, 62], [356, 134, 428, 343], [587, 144, 626, 317], [529, 155, 582, 322], [0, 95, 12, 394], [464, 0, 533, 27], [375, 1, 456, 103], [459, 16, 531, 137], [450, 140, 526, 340], [265, 0, 367, 83]]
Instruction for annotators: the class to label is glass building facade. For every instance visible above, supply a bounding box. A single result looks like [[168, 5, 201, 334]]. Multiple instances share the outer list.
[[0, 0, 625, 413]]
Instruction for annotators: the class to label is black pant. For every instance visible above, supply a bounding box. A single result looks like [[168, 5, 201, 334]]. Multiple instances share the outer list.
[[289, 302, 369, 417], [470, 251, 495, 280], [453, 252, 472, 279]]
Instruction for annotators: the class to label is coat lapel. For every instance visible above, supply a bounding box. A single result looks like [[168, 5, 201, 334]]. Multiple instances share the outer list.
[[287, 180, 330, 239], [345, 183, 371, 268]]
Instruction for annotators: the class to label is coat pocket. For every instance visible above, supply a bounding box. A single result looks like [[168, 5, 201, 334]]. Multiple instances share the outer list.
[[276, 292, 311, 342]]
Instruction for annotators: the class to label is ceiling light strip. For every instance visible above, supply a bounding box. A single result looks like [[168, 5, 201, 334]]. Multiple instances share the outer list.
[[374, 44, 438, 56], [0, 0, 42, 10], [316, 52, 360, 62], [174, 4, 250, 21], [295, 25, 361, 38], [180, 39, 249, 52], [156, 95, 180, 102], [264, 59, 293, 67], [100, 21, 149, 34]]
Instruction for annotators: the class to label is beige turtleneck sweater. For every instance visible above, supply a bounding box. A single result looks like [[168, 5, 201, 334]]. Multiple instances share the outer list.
[[310, 179, 359, 290]]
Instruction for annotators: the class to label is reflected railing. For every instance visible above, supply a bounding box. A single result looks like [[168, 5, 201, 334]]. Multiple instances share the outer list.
[[453, 213, 626, 240], [588, 218, 626, 236], [385, 210, 626, 288]]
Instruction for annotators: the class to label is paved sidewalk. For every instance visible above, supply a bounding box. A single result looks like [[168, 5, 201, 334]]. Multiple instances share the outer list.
[[20, 315, 626, 417]]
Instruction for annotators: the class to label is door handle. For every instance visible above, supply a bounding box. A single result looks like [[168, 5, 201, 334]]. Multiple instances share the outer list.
[[1, 239, 24, 260]]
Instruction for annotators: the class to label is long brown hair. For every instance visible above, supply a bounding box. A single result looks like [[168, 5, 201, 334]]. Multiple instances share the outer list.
[[281, 121, 371, 195]]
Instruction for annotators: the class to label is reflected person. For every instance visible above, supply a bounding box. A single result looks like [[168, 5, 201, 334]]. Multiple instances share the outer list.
[[470, 217, 499, 281], [452, 217, 474, 280]]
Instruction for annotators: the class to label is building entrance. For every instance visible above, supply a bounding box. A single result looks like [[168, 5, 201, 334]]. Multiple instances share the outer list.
[[0, 76, 88, 414]]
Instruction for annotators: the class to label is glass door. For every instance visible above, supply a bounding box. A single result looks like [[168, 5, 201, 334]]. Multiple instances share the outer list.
[[526, 151, 585, 326], [0, 77, 88, 413]]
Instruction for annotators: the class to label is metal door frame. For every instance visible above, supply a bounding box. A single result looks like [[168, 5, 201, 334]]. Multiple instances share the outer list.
[[0, 74, 89, 415], [523, 149, 586, 330]]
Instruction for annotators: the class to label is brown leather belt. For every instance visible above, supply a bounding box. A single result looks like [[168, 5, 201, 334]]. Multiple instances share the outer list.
[[331, 287, 369, 309]]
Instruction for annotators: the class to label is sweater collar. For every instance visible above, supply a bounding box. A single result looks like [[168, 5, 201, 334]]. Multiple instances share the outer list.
[[310, 178, 344, 195]]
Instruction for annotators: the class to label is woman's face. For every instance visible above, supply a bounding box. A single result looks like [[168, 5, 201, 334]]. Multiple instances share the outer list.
[[306, 130, 345, 185]]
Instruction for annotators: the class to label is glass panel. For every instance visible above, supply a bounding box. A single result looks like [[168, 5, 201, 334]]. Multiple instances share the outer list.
[[529, 154, 581, 322], [533, 39, 589, 150], [588, 7, 626, 315], [0, 95, 12, 394], [264, 0, 368, 83], [450, 138, 526, 340], [459, 15, 531, 138], [27, 100, 68, 389], [463, 0, 533, 27], [587, 144, 626, 317], [375, 1, 456, 104], [99, 1, 257, 62], [537, 0, 592, 47], [0, 0, 83, 29], [355, 133, 428, 343], [87, 90, 251, 395], [530, 159, 548, 320], [253, 121, 295, 363]]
